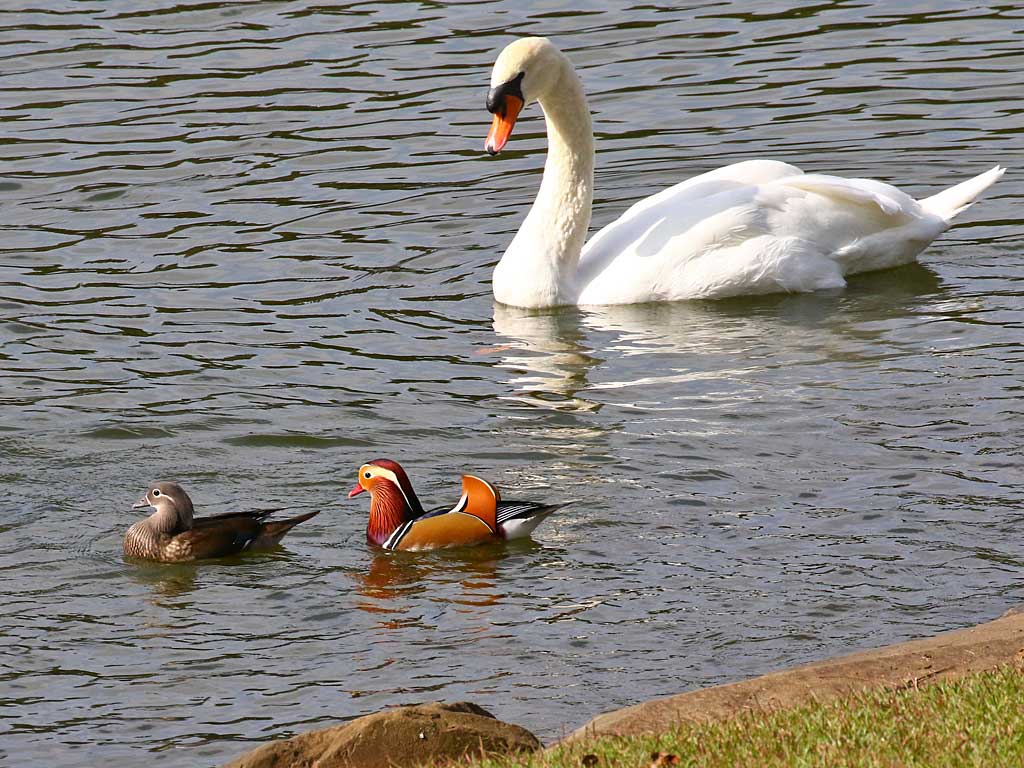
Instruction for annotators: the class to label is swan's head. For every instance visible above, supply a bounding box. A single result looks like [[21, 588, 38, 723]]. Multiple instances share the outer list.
[[485, 37, 566, 155]]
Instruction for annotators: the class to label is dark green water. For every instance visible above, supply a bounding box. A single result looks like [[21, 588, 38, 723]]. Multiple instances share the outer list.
[[1, 1, 1022, 765]]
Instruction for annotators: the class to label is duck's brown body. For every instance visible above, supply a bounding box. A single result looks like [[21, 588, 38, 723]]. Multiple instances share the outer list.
[[124, 509, 319, 563], [124, 482, 318, 563]]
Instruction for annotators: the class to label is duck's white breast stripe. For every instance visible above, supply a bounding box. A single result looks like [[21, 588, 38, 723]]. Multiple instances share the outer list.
[[383, 520, 415, 550]]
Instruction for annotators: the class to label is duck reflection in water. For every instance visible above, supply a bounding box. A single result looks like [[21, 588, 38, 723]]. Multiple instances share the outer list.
[[354, 546, 525, 627], [132, 562, 199, 602], [128, 549, 303, 608]]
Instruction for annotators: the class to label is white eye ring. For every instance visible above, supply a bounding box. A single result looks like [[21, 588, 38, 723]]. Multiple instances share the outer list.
[[363, 471, 372, 479], [152, 489, 161, 497]]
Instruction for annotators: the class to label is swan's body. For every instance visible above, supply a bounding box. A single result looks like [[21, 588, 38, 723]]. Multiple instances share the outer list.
[[484, 37, 1005, 309]]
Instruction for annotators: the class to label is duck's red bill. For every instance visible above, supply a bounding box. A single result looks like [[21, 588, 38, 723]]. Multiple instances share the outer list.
[[485, 95, 523, 155], [348, 483, 365, 498]]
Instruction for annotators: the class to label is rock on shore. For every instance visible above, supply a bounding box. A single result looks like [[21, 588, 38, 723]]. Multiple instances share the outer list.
[[223, 701, 540, 768]]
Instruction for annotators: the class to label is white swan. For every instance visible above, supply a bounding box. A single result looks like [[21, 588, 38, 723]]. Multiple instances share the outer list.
[[484, 37, 1005, 309]]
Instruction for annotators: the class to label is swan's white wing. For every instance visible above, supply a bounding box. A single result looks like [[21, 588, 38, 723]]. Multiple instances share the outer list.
[[612, 159, 803, 220], [575, 163, 949, 305], [782, 174, 917, 217]]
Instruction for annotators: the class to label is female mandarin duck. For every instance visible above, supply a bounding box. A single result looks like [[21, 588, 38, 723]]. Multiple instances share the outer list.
[[348, 458, 564, 551], [124, 481, 319, 562]]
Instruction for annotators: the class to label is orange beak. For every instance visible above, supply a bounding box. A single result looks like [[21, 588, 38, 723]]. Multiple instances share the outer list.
[[485, 95, 524, 155]]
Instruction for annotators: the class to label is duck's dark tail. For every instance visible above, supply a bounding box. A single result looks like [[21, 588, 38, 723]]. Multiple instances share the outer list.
[[254, 510, 320, 548], [498, 500, 570, 540]]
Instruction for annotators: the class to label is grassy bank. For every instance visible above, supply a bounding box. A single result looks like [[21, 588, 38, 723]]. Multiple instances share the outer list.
[[479, 664, 1024, 768]]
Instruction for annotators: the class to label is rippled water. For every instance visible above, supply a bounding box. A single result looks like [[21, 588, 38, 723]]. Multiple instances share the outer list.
[[2, 1, 1022, 765]]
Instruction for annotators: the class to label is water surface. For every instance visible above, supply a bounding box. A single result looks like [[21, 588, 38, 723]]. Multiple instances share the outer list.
[[1, 1, 1023, 766]]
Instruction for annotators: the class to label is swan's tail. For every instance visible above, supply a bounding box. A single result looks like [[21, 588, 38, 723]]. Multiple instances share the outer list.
[[920, 165, 1005, 222]]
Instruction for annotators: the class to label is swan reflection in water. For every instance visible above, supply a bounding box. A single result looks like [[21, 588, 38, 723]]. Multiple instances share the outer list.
[[491, 263, 947, 409], [489, 305, 602, 411]]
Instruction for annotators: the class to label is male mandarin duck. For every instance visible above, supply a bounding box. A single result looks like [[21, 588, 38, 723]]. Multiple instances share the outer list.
[[348, 458, 564, 551], [124, 481, 319, 563]]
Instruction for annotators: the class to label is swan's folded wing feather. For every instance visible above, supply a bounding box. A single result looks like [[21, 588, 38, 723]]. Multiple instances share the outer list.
[[608, 159, 803, 223], [577, 181, 776, 303], [579, 161, 805, 282], [780, 174, 917, 218]]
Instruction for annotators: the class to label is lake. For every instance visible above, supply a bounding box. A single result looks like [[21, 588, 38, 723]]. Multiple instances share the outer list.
[[1, 1, 1021, 765]]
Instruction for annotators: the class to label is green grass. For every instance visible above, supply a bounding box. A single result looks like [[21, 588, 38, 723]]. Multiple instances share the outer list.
[[479, 664, 1024, 768]]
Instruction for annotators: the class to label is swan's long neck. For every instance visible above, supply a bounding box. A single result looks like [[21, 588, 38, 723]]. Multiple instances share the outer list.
[[494, 61, 594, 308]]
